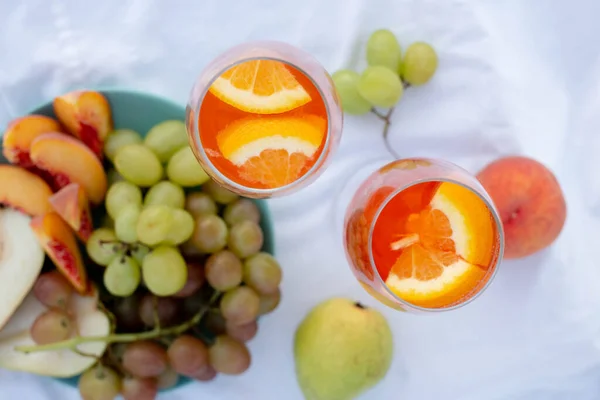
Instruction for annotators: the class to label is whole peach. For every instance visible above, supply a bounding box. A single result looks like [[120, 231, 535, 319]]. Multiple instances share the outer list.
[[476, 156, 566, 259]]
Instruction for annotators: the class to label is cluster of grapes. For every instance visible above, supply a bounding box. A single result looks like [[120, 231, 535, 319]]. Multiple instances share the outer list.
[[69, 121, 281, 399], [84, 121, 212, 298], [331, 29, 438, 155]]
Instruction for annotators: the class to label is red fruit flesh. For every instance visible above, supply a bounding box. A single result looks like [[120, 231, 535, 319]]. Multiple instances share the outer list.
[[30, 212, 89, 294]]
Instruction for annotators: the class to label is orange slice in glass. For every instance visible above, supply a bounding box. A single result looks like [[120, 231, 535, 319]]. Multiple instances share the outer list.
[[217, 116, 326, 188], [209, 60, 312, 114], [384, 182, 496, 308]]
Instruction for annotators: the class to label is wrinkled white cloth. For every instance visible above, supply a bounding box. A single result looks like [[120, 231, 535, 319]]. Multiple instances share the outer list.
[[0, 0, 599, 399]]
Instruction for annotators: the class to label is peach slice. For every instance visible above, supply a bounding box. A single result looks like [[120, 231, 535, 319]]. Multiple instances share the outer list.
[[30, 132, 107, 205], [53, 90, 113, 158], [0, 165, 53, 216], [49, 183, 93, 242], [30, 212, 89, 294], [2, 115, 63, 168]]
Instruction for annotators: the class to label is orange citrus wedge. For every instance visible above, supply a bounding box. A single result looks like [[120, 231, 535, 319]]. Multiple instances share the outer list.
[[217, 116, 326, 188], [209, 60, 312, 114], [384, 182, 497, 308]]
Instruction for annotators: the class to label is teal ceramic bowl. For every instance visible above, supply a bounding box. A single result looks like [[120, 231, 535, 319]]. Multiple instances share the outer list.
[[0, 88, 275, 391]]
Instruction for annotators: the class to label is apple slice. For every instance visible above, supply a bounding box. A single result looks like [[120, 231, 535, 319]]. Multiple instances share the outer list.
[[49, 183, 93, 242], [0, 289, 110, 377], [0, 208, 45, 329]]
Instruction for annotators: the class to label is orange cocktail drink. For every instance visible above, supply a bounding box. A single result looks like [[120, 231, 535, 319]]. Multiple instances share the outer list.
[[186, 41, 343, 198], [344, 158, 504, 312]]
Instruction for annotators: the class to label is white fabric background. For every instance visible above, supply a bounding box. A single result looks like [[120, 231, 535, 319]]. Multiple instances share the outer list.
[[0, 0, 598, 399]]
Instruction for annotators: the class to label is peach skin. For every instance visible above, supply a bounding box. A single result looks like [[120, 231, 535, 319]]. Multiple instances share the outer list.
[[30, 212, 89, 294], [0, 165, 53, 217], [53, 90, 113, 159], [477, 156, 566, 259], [30, 132, 108, 205]]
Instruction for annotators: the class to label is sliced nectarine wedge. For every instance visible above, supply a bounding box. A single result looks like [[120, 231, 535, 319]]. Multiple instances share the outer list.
[[30, 212, 89, 294], [0, 165, 53, 216], [2, 115, 63, 168], [49, 183, 93, 242], [53, 90, 113, 158], [30, 132, 107, 205]]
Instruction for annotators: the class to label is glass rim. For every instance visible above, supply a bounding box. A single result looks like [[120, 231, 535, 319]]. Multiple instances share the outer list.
[[190, 53, 335, 197], [366, 175, 506, 313]]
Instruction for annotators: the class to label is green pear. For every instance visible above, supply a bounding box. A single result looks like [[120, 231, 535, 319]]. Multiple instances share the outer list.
[[294, 297, 393, 400]]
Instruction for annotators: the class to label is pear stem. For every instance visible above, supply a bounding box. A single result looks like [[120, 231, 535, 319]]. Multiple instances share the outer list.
[[15, 291, 221, 355]]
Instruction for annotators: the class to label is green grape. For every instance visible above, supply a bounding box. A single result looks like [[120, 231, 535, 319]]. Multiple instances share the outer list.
[[30, 309, 73, 345], [122, 340, 168, 378], [357, 66, 404, 108], [114, 204, 141, 243], [144, 120, 189, 163], [131, 244, 150, 264], [86, 228, 123, 266], [166, 147, 210, 187], [104, 129, 143, 161], [331, 70, 372, 115], [142, 245, 188, 296], [228, 220, 264, 259], [223, 199, 260, 226], [400, 41, 438, 85], [105, 181, 143, 220], [104, 256, 141, 297], [144, 180, 185, 208], [190, 214, 228, 253], [203, 180, 238, 204], [78, 364, 122, 400], [205, 250, 243, 291], [114, 144, 163, 187], [220, 286, 260, 325], [185, 192, 218, 218], [136, 204, 173, 246], [106, 169, 124, 186], [243, 252, 282, 295], [163, 209, 195, 246], [366, 29, 402, 71], [208, 335, 251, 375], [258, 288, 281, 315]]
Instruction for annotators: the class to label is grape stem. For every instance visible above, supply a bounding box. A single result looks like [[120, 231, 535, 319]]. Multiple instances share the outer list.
[[14, 291, 221, 354], [370, 81, 411, 160]]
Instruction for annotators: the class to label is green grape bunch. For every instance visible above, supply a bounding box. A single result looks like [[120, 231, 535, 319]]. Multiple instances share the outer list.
[[331, 29, 438, 157]]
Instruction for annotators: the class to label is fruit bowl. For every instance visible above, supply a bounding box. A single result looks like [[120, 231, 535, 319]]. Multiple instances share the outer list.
[[0, 88, 275, 392]]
